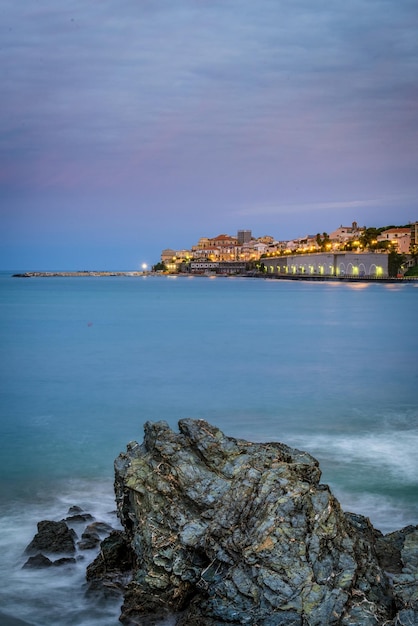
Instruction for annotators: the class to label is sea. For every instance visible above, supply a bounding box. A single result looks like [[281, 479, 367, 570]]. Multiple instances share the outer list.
[[0, 271, 417, 625]]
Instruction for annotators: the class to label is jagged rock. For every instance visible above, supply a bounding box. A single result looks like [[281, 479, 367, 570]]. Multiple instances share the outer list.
[[22, 553, 76, 568], [66, 513, 94, 523], [377, 525, 418, 624], [52, 557, 77, 567], [24, 520, 77, 555], [78, 531, 100, 550], [87, 530, 134, 578], [85, 521, 114, 536], [68, 506, 84, 515], [22, 553, 53, 569], [78, 521, 115, 550], [113, 419, 400, 625], [65, 505, 94, 524], [86, 530, 134, 598]]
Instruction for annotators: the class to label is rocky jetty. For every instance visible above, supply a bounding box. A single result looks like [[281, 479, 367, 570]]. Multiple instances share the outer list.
[[12, 271, 144, 278], [88, 419, 418, 625]]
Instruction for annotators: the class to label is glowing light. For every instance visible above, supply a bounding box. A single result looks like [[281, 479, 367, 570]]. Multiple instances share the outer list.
[[142, 263, 148, 271]]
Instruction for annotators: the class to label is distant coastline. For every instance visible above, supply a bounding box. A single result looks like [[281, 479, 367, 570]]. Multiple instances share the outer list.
[[11, 271, 418, 283]]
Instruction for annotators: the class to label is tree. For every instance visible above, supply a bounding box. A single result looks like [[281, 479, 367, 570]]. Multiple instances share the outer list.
[[315, 232, 331, 251], [388, 251, 406, 277], [405, 264, 418, 277], [360, 227, 380, 249], [152, 262, 167, 272]]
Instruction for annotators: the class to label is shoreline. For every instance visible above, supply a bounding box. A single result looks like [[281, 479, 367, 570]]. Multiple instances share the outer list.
[[11, 270, 418, 283]]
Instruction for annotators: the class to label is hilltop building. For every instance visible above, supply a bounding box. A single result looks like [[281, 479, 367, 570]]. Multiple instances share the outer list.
[[329, 222, 362, 243], [160, 248, 192, 272], [411, 221, 418, 253], [377, 228, 411, 254], [209, 234, 237, 261], [237, 230, 252, 244], [257, 235, 275, 244], [191, 244, 219, 260], [161, 249, 177, 263]]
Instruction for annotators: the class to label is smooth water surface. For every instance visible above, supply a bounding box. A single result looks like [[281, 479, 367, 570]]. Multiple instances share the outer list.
[[0, 273, 417, 625]]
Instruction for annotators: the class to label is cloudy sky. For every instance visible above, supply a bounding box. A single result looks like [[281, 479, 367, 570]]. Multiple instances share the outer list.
[[1, 0, 417, 269]]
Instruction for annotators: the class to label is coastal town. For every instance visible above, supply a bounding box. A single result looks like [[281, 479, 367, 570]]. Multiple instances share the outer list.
[[156, 221, 418, 279], [12, 221, 418, 281]]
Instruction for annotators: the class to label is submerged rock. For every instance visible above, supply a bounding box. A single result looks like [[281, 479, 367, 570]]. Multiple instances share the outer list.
[[87, 521, 114, 534], [112, 419, 410, 625], [65, 504, 95, 524], [22, 553, 76, 569], [22, 553, 54, 569], [77, 530, 100, 550]]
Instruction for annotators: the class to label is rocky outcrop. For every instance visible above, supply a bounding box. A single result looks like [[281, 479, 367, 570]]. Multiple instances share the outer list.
[[23, 507, 117, 570], [108, 419, 418, 625], [24, 520, 77, 556]]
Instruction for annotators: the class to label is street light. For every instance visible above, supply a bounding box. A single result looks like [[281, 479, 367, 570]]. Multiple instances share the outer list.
[[141, 263, 148, 272]]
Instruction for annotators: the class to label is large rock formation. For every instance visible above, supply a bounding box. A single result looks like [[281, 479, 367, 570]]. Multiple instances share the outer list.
[[98, 419, 417, 625]]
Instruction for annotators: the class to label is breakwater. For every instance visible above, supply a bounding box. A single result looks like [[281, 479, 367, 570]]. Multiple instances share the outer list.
[[12, 271, 146, 277]]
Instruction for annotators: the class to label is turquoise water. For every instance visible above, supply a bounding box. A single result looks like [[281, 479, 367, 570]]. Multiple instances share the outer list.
[[0, 273, 417, 625]]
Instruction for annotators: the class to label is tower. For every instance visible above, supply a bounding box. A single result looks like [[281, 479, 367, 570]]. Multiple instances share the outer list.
[[237, 230, 252, 245]]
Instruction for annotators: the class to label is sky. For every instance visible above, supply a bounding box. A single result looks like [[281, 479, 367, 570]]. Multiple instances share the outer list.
[[1, 0, 418, 270]]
